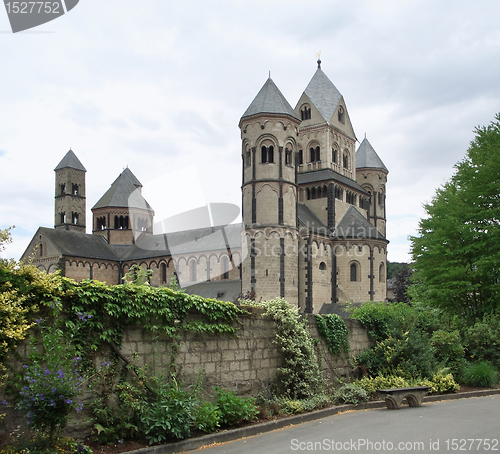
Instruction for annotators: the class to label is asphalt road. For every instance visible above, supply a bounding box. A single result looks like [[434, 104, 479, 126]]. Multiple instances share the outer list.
[[194, 396, 499, 453]]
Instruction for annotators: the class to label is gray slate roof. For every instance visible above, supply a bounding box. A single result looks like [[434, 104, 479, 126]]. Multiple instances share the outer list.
[[183, 280, 242, 303], [297, 169, 368, 194], [92, 168, 153, 211], [241, 78, 300, 122], [120, 223, 243, 261], [303, 68, 343, 122], [54, 149, 86, 172], [356, 138, 388, 172], [36, 227, 119, 260], [334, 206, 387, 241], [297, 204, 329, 234]]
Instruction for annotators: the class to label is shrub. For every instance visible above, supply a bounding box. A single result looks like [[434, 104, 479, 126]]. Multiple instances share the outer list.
[[425, 370, 460, 394], [463, 312, 500, 368], [193, 401, 221, 433], [214, 387, 257, 426], [461, 362, 498, 388], [333, 384, 368, 405], [15, 303, 85, 441], [354, 375, 410, 396], [430, 330, 465, 374]]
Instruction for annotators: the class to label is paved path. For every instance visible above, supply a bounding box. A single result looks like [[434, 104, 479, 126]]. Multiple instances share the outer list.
[[194, 396, 499, 453]]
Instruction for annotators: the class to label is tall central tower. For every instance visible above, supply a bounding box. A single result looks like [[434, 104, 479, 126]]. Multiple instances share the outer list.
[[240, 78, 301, 304]]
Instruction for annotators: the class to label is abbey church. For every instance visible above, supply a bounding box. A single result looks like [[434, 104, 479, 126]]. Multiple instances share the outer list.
[[23, 61, 389, 313]]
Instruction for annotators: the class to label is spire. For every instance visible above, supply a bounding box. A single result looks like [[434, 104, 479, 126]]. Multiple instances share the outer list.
[[356, 138, 388, 172], [240, 78, 300, 123], [54, 149, 86, 172], [303, 68, 343, 123]]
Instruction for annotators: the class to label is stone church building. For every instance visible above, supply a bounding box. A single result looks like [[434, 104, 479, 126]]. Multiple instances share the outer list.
[[23, 61, 389, 313]]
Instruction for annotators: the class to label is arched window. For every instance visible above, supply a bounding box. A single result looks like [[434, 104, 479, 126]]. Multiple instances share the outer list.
[[332, 147, 338, 164], [379, 263, 385, 283], [306, 188, 311, 200], [310, 146, 320, 162], [245, 150, 251, 168], [297, 150, 303, 165], [60, 212, 66, 224], [261, 145, 274, 163], [60, 183, 66, 195], [319, 262, 327, 276], [189, 260, 197, 282], [338, 106, 345, 124], [343, 150, 350, 169], [311, 187, 317, 200], [72, 184, 79, 195], [161, 263, 167, 284], [222, 256, 230, 280], [300, 105, 311, 120], [285, 148, 293, 166], [322, 185, 328, 198], [72, 212, 79, 224], [350, 262, 359, 282]]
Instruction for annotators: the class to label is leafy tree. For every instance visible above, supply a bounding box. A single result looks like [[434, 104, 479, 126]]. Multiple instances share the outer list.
[[391, 263, 412, 303], [0, 226, 14, 253], [410, 114, 500, 321]]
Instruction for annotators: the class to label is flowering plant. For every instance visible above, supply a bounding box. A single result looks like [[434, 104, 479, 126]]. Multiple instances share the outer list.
[[16, 303, 86, 440]]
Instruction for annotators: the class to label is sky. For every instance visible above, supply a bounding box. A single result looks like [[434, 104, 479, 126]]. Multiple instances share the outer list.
[[1, 0, 500, 263]]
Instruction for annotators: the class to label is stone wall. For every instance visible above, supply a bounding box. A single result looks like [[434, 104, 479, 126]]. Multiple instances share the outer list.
[[0, 308, 370, 438], [117, 307, 369, 395]]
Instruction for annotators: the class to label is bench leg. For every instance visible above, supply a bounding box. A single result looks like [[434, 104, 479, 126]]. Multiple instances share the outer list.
[[384, 394, 404, 409]]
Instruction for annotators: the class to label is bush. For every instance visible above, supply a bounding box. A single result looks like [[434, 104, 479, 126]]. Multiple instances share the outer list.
[[333, 384, 368, 405], [214, 387, 257, 426], [463, 312, 500, 368], [461, 362, 498, 388], [354, 375, 410, 396], [430, 330, 466, 374], [423, 370, 460, 394]]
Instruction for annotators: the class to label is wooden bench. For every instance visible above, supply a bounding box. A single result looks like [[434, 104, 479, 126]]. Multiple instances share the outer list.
[[377, 386, 431, 409]]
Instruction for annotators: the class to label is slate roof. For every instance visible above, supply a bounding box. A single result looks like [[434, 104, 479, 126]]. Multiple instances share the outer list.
[[183, 280, 242, 303], [333, 206, 388, 241], [240, 78, 300, 122], [303, 68, 343, 122], [54, 149, 86, 172], [297, 204, 329, 234], [356, 138, 388, 172], [297, 169, 368, 194], [36, 227, 119, 260], [119, 223, 243, 261], [92, 168, 153, 211]]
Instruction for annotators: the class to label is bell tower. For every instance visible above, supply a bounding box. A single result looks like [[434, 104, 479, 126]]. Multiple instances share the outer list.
[[240, 78, 301, 304], [54, 149, 86, 232]]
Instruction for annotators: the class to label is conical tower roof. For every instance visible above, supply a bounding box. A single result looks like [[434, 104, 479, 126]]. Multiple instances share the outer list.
[[92, 168, 153, 211], [356, 138, 388, 172], [303, 68, 343, 123], [54, 149, 86, 172], [240, 78, 300, 122]]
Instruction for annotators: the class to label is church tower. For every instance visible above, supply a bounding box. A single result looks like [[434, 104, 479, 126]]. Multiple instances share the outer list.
[[239, 78, 301, 304], [355, 138, 388, 237], [54, 149, 86, 232]]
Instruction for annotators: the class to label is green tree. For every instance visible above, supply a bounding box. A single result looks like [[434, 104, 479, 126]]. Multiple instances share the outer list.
[[0, 226, 14, 253], [410, 114, 500, 321]]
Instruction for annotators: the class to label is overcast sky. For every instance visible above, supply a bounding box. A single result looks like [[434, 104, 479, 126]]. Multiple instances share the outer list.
[[1, 0, 500, 263]]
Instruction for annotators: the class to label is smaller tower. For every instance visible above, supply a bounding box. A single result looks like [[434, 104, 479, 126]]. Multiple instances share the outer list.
[[355, 138, 388, 236], [54, 149, 86, 232]]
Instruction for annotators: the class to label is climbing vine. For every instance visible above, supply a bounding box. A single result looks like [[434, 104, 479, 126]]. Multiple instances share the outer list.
[[247, 298, 324, 400], [315, 314, 350, 356]]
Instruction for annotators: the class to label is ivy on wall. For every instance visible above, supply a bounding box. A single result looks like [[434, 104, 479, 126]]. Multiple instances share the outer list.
[[315, 314, 350, 356]]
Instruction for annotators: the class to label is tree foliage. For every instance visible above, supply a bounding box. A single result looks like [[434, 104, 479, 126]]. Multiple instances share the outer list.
[[410, 114, 500, 320]]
